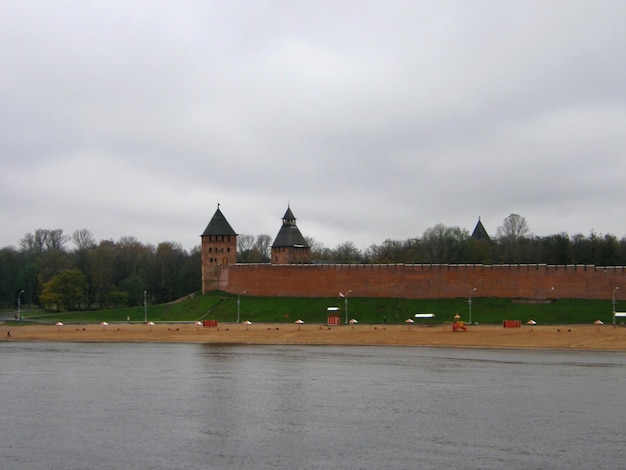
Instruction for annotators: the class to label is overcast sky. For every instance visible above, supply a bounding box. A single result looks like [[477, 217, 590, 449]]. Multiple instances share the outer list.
[[2, 1, 625, 252]]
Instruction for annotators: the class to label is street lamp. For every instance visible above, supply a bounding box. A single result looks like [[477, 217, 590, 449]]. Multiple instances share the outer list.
[[340, 290, 352, 325], [237, 290, 247, 323], [468, 287, 477, 325], [144, 291, 147, 323], [17, 290, 24, 322], [613, 286, 619, 326]]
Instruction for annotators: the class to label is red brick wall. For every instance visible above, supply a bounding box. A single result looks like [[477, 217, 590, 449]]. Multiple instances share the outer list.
[[216, 263, 626, 300]]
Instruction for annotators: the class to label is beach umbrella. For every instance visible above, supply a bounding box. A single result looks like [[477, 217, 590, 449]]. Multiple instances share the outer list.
[[454, 314, 461, 320], [405, 318, 414, 330], [194, 321, 203, 331], [527, 319, 537, 331], [243, 320, 252, 330], [147, 321, 156, 331], [594, 319, 604, 332], [100, 321, 109, 330], [349, 319, 358, 324], [55, 321, 64, 331], [295, 319, 304, 330]]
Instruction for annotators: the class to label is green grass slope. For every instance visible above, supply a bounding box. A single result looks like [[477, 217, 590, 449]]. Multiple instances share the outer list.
[[15, 291, 619, 326]]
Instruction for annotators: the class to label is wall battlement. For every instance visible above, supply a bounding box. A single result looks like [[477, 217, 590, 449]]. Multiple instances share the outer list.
[[211, 263, 626, 300]]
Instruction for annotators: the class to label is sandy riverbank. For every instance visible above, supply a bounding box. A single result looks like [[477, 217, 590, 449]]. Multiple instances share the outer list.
[[3, 322, 626, 350]]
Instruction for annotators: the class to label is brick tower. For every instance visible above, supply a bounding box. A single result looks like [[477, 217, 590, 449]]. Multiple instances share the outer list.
[[201, 205, 237, 293], [271, 206, 311, 264]]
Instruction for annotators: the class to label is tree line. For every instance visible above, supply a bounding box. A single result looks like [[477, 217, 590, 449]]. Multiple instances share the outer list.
[[0, 229, 200, 311], [328, 214, 626, 266], [2, 214, 626, 310]]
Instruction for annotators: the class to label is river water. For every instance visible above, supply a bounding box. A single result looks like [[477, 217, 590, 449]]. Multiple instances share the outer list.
[[1, 343, 625, 469]]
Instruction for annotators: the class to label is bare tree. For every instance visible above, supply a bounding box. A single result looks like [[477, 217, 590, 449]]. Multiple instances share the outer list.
[[496, 214, 531, 263], [366, 239, 406, 263], [254, 234, 272, 261], [334, 241, 363, 263], [20, 228, 69, 253], [496, 214, 530, 242], [72, 229, 96, 251]]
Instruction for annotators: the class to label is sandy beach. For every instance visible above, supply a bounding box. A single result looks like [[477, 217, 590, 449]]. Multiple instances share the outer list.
[[3, 322, 626, 351]]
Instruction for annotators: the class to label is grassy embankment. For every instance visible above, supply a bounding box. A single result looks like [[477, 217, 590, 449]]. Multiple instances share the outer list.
[[9, 291, 618, 326]]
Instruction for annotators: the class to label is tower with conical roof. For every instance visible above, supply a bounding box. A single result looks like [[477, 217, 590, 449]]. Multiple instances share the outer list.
[[469, 217, 492, 263], [201, 205, 238, 293], [271, 206, 311, 264], [471, 217, 491, 242]]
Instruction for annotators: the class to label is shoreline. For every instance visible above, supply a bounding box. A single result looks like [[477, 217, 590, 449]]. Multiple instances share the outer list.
[[3, 323, 626, 351]]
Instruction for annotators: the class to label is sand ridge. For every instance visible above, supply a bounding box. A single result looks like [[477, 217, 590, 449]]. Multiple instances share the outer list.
[[3, 322, 626, 351]]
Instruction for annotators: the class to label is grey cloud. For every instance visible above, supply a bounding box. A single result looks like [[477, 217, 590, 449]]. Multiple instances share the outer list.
[[1, 1, 625, 251]]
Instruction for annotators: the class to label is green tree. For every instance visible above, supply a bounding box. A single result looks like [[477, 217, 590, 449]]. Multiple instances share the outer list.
[[89, 240, 116, 307], [422, 224, 470, 263], [0, 247, 21, 308], [366, 239, 406, 263], [153, 242, 186, 302], [119, 274, 145, 307], [306, 236, 333, 261], [39, 269, 88, 311]]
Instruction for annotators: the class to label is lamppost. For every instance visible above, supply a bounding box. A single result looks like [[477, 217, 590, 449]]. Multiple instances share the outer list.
[[144, 291, 147, 323], [613, 286, 619, 326], [237, 290, 246, 323], [340, 290, 352, 325], [17, 290, 24, 322], [468, 287, 477, 325]]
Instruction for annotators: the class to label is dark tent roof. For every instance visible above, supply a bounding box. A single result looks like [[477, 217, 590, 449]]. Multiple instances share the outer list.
[[272, 207, 309, 248], [201, 206, 237, 236], [471, 218, 491, 242], [283, 206, 296, 221]]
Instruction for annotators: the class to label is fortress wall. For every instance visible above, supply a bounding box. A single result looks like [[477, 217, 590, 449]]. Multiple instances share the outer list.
[[218, 263, 626, 300]]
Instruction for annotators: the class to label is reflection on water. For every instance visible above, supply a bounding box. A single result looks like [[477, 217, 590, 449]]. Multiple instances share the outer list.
[[1, 343, 625, 469]]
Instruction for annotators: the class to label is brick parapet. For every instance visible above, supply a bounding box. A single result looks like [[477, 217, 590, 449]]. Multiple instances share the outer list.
[[216, 263, 626, 300]]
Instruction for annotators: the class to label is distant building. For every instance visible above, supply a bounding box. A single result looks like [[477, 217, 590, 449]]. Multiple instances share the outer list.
[[470, 217, 492, 263], [271, 206, 311, 264], [200, 204, 312, 292], [201, 205, 237, 292], [471, 217, 491, 242]]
